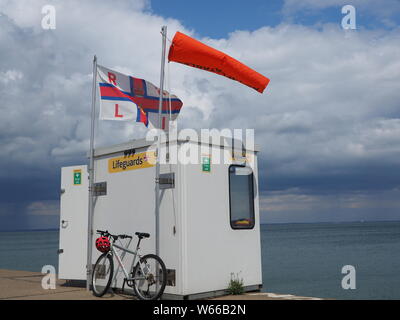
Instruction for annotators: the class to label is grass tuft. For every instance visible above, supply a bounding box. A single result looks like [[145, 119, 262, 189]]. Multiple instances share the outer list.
[[227, 272, 244, 295]]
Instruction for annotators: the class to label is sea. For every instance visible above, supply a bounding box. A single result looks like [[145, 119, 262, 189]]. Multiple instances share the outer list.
[[0, 221, 399, 300]]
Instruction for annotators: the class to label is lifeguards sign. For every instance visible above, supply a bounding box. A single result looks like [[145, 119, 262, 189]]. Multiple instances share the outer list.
[[108, 151, 156, 173], [97, 65, 183, 130]]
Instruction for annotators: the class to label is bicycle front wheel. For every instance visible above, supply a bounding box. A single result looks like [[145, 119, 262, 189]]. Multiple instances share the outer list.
[[92, 252, 114, 297], [132, 254, 167, 300]]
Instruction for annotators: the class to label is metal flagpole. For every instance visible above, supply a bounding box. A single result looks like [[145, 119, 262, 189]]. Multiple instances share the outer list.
[[155, 26, 167, 260], [86, 55, 97, 290]]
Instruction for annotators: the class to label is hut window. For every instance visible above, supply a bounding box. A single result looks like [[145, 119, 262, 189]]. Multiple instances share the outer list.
[[229, 165, 255, 229]]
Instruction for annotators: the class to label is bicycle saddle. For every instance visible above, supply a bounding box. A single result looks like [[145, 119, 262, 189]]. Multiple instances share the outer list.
[[135, 232, 150, 239]]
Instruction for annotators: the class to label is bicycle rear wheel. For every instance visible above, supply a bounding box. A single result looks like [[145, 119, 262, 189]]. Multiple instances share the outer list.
[[92, 252, 114, 297], [132, 254, 167, 300]]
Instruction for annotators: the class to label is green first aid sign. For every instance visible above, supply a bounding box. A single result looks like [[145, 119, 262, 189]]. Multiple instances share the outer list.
[[202, 156, 211, 172], [73, 169, 82, 185]]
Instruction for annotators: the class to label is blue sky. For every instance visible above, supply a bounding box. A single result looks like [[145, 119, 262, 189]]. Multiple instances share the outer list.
[[0, 0, 400, 230], [149, 0, 400, 38], [149, 0, 283, 38]]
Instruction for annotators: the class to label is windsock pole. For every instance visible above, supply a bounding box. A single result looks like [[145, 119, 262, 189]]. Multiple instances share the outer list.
[[155, 26, 167, 260], [86, 55, 97, 290]]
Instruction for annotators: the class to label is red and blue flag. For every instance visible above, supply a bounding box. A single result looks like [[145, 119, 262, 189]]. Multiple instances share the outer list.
[[97, 65, 183, 130]]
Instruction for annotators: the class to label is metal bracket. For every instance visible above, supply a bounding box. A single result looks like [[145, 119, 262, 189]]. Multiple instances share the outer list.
[[93, 182, 107, 196], [166, 269, 176, 286], [158, 173, 175, 189]]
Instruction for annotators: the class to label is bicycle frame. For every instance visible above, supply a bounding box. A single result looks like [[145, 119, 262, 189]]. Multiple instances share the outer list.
[[107, 237, 146, 285]]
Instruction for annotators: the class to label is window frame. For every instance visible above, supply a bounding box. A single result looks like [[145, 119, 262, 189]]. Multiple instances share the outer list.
[[228, 164, 256, 230]]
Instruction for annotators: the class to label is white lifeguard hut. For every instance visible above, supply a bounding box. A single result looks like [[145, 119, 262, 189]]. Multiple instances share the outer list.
[[58, 135, 262, 299]]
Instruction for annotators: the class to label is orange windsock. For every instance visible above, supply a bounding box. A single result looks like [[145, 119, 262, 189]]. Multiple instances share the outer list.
[[168, 32, 270, 93]]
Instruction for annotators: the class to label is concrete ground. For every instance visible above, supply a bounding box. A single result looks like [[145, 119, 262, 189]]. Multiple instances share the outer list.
[[0, 269, 322, 300]]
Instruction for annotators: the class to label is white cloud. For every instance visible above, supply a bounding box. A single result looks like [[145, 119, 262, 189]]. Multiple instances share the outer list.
[[259, 187, 400, 223], [0, 69, 23, 84], [26, 200, 59, 216], [1, 3, 399, 163]]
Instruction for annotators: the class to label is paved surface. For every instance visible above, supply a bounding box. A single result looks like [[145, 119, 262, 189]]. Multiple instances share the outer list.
[[0, 269, 322, 300], [213, 293, 323, 300], [0, 269, 129, 300]]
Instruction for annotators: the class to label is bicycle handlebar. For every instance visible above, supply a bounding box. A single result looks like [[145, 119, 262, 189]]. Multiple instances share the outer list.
[[96, 230, 133, 240]]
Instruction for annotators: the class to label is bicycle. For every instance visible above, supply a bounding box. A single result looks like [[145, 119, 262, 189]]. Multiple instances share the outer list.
[[91, 229, 167, 300]]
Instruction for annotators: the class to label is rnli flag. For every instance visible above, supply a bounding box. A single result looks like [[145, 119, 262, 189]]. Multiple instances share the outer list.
[[168, 32, 270, 93], [97, 65, 183, 129]]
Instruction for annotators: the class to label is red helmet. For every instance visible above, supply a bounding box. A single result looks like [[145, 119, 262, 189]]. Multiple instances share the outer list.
[[95, 236, 110, 253]]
